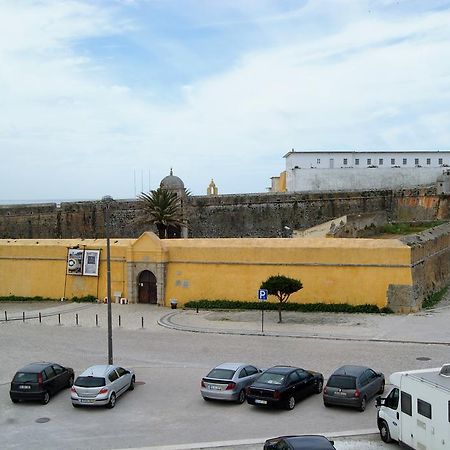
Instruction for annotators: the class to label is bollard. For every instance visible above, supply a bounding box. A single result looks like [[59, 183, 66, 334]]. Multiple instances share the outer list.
[[76, 313, 79, 326], [4, 311, 7, 321], [118, 315, 121, 327], [39, 312, 42, 323], [58, 313, 61, 325], [141, 316, 144, 328], [95, 314, 98, 327], [22, 311, 25, 323], [196, 305, 199, 314]]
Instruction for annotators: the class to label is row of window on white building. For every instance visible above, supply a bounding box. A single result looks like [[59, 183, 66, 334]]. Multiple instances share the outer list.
[[314, 157, 445, 167]]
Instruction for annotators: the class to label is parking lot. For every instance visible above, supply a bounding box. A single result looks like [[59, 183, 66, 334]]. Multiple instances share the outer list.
[[1, 301, 449, 449]]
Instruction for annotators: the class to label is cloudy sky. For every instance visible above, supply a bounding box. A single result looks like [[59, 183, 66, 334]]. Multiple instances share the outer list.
[[1, 0, 450, 202]]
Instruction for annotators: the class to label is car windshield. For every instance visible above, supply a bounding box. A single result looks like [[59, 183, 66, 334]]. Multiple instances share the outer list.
[[206, 369, 235, 380], [257, 372, 285, 385], [327, 375, 356, 389], [75, 376, 106, 387], [14, 372, 38, 383]]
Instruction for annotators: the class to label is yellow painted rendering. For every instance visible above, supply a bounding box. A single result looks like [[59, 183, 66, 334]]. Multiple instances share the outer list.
[[0, 233, 412, 308]]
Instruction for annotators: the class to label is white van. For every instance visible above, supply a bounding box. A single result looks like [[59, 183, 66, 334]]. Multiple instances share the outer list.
[[376, 364, 450, 449]]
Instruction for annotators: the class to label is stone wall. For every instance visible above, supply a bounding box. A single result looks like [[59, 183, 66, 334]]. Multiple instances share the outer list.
[[0, 188, 448, 239], [386, 222, 450, 313]]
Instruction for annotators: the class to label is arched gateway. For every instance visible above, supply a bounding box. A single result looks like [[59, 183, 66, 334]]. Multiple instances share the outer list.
[[138, 270, 157, 304]]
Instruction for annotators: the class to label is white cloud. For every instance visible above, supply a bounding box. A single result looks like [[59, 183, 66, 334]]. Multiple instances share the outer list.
[[0, 1, 449, 200]]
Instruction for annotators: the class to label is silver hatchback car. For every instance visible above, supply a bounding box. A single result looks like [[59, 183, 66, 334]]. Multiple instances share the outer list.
[[201, 362, 262, 403], [71, 365, 135, 408]]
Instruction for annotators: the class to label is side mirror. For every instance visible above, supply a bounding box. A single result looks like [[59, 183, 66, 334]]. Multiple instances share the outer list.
[[375, 396, 385, 408]]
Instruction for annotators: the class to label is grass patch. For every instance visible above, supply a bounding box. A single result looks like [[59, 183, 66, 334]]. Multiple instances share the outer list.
[[184, 299, 392, 314], [382, 221, 445, 235], [422, 285, 450, 309]]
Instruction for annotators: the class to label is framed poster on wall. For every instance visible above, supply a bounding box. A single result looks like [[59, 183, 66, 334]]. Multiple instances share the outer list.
[[67, 249, 84, 275], [83, 250, 100, 276]]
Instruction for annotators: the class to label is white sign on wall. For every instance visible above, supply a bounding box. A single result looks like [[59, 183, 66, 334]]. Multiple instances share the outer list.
[[67, 249, 84, 275], [67, 248, 101, 277], [83, 250, 100, 277]]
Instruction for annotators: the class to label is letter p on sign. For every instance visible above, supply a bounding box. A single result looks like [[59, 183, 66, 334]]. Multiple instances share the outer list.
[[258, 289, 268, 301]]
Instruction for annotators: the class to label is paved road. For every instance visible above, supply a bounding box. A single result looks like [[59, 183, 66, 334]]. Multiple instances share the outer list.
[[1, 301, 449, 449]]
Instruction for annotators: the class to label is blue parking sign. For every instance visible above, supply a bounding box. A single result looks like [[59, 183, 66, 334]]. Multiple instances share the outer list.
[[258, 289, 268, 301]]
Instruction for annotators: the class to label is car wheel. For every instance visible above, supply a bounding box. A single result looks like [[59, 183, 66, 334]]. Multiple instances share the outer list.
[[237, 389, 246, 404], [315, 380, 323, 394], [324, 401, 331, 408], [72, 403, 80, 408], [41, 391, 50, 405], [285, 396, 296, 410], [378, 381, 385, 395], [107, 393, 116, 409], [11, 398, 19, 404], [67, 375, 74, 388], [128, 376, 135, 391], [359, 396, 367, 412], [380, 420, 392, 443], [202, 396, 211, 402]]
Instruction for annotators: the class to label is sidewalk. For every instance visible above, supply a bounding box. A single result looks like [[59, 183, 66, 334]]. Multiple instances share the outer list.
[[2, 299, 450, 345], [159, 303, 450, 345]]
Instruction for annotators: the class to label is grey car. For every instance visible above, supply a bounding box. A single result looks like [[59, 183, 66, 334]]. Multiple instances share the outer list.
[[323, 365, 385, 411], [201, 362, 261, 403], [71, 365, 135, 408]]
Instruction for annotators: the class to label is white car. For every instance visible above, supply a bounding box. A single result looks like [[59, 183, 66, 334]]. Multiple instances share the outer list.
[[201, 362, 262, 403], [71, 365, 135, 408]]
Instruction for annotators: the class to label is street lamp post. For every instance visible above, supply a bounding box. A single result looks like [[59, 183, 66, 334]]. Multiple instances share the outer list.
[[102, 195, 114, 365]]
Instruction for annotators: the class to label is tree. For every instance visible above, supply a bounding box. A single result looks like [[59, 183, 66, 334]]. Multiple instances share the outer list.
[[138, 187, 185, 239], [260, 275, 303, 323]]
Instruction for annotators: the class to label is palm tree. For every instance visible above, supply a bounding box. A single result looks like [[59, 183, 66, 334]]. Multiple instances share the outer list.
[[138, 187, 185, 239]]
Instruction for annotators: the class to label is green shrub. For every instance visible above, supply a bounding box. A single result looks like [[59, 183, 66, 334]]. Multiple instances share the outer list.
[[0, 295, 98, 303], [184, 299, 392, 314], [0, 295, 57, 302], [71, 295, 98, 303], [422, 285, 449, 309]]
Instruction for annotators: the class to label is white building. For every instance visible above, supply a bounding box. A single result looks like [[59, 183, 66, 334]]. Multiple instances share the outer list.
[[278, 150, 450, 192]]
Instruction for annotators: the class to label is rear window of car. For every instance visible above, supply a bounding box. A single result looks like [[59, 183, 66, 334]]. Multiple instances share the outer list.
[[13, 372, 38, 383], [257, 372, 286, 385], [206, 369, 235, 380], [75, 376, 106, 387], [327, 375, 356, 389]]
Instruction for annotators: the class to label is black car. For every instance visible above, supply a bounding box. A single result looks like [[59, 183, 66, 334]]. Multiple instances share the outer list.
[[10, 362, 74, 405], [323, 365, 385, 411], [264, 435, 336, 450], [246, 365, 323, 410]]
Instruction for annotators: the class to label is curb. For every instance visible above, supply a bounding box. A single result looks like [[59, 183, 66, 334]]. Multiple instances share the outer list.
[[158, 311, 450, 346], [118, 429, 379, 449]]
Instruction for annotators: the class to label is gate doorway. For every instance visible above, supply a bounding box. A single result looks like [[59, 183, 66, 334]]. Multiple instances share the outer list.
[[138, 270, 157, 304]]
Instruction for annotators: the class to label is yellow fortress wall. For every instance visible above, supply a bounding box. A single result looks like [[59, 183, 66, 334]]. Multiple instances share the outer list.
[[0, 234, 413, 309], [0, 239, 132, 300], [162, 237, 412, 307]]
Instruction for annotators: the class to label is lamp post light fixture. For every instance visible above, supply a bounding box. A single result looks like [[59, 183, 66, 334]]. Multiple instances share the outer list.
[[102, 195, 114, 365]]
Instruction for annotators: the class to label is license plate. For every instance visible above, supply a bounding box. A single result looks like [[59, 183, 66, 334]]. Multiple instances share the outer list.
[[255, 399, 267, 404], [208, 385, 221, 390], [335, 392, 347, 396], [19, 385, 31, 390], [80, 399, 94, 403]]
